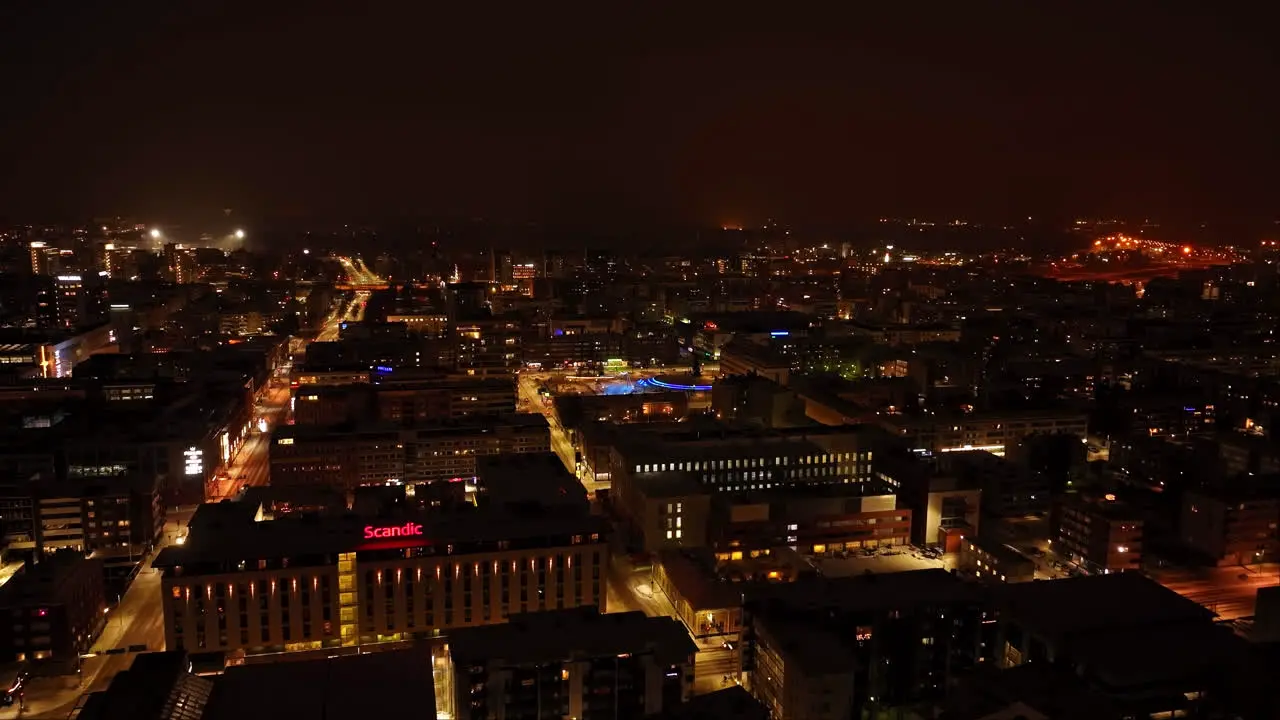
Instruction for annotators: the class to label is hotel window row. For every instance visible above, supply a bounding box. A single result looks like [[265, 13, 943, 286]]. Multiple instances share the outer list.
[[634, 452, 871, 474], [165, 550, 606, 653]]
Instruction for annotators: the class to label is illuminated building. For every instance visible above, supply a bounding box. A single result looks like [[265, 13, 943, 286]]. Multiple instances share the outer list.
[[511, 261, 537, 296], [54, 273, 93, 329], [164, 243, 199, 284], [154, 500, 609, 656], [872, 408, 1088, 457], [957, 538, 1035, 583], [384, 312, 449, 336], [446, 608, 695, 720], [28, 241, 56, 276], [608, 424, 891, 552], [1052, 493, 1143, 574], [270, 414, 550, 490]]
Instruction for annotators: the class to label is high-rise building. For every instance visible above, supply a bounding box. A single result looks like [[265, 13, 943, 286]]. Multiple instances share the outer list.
[[164, 243, 199, 284], [29, 241, 57, 276], [53, 273, 106, 329]]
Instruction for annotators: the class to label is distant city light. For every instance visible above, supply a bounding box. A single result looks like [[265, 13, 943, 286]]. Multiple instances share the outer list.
[[234, 229, 246, 239], [302, 248, 310, 255], [150, 229, 161, 239]]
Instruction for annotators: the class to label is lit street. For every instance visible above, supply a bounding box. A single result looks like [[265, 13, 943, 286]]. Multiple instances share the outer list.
[[209, 383, 292, 501], [1152, 564, 1280, 620], [1, 508, 196, 719]]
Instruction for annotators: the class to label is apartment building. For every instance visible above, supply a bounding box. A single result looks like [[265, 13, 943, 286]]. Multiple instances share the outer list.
[[447, 608, 695, 720], [270, 414, 550, 490], [1053, 493, 1144, 574]]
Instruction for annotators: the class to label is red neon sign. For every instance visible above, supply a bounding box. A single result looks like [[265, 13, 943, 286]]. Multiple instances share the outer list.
[[363, 522, 424, 540]]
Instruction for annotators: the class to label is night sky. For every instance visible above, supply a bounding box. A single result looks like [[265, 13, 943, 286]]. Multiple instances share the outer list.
[[1, 3, 1276, 228]]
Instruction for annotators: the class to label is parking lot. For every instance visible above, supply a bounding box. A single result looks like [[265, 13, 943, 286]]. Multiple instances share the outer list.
[[813, 546, 953, 577]]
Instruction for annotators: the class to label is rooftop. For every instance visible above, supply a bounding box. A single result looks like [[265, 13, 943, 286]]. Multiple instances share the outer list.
[[272, 412, 548, 441], [154, 499, 608, 568], [650, 686, 769, 720], [994, 572, 1214, 642], [75, 651, 213, 720], [475, 453, 588, 510], [449, 608, 696, 667], [0, 550, 100, 607], [202, 645, 434, 720], [746, 568, 982, 615]]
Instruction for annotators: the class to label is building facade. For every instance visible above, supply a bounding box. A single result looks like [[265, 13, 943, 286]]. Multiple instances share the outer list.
[[154, 505, 609, 657], [447, 608, 695, 720], [270, 414, 550, 490]]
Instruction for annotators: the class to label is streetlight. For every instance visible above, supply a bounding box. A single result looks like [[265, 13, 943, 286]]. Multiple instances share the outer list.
[[149, 229, 161, 240], [234, 229, 246, 240]]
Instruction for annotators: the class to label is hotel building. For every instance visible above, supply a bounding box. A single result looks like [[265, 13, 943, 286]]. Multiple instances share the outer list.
[[153, 500, 610, 657]]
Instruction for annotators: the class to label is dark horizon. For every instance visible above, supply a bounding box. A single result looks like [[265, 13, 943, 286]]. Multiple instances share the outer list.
[[1, 3, 1276, 230]]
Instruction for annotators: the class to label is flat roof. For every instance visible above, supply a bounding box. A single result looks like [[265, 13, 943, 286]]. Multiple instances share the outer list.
[[614, 423, 882, 462], [475, 453, 587, 509], [203, 645, 434, 720], [965, 538, 1036, 569], [656, 550, 750, 610], [652, 686, 769, 720], [1073, 621, 1245, 689], [272, 412, 548, 441], [994, 572, 1214, 642], [449, 608, 696, 667], [154, 502, 608, 568], [746, 568, 981, 614], [0, 551, 98, 606]]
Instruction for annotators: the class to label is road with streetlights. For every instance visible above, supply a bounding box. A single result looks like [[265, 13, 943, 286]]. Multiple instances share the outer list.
[[1152, 564, 1280, 620], [0, 509, 196, 719]]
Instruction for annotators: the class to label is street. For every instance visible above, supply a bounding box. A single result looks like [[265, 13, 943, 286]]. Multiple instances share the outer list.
[[208, 383, 291, 501], [604, 560, 739, 695], [1152, 564, 1280, 620], [314, 289, 369, 342], [2, 508, 196, 719], [515, 372, 579, 483]]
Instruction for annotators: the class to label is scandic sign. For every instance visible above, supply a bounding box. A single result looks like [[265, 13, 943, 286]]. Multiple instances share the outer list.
[[363, 523, 425, 540]]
